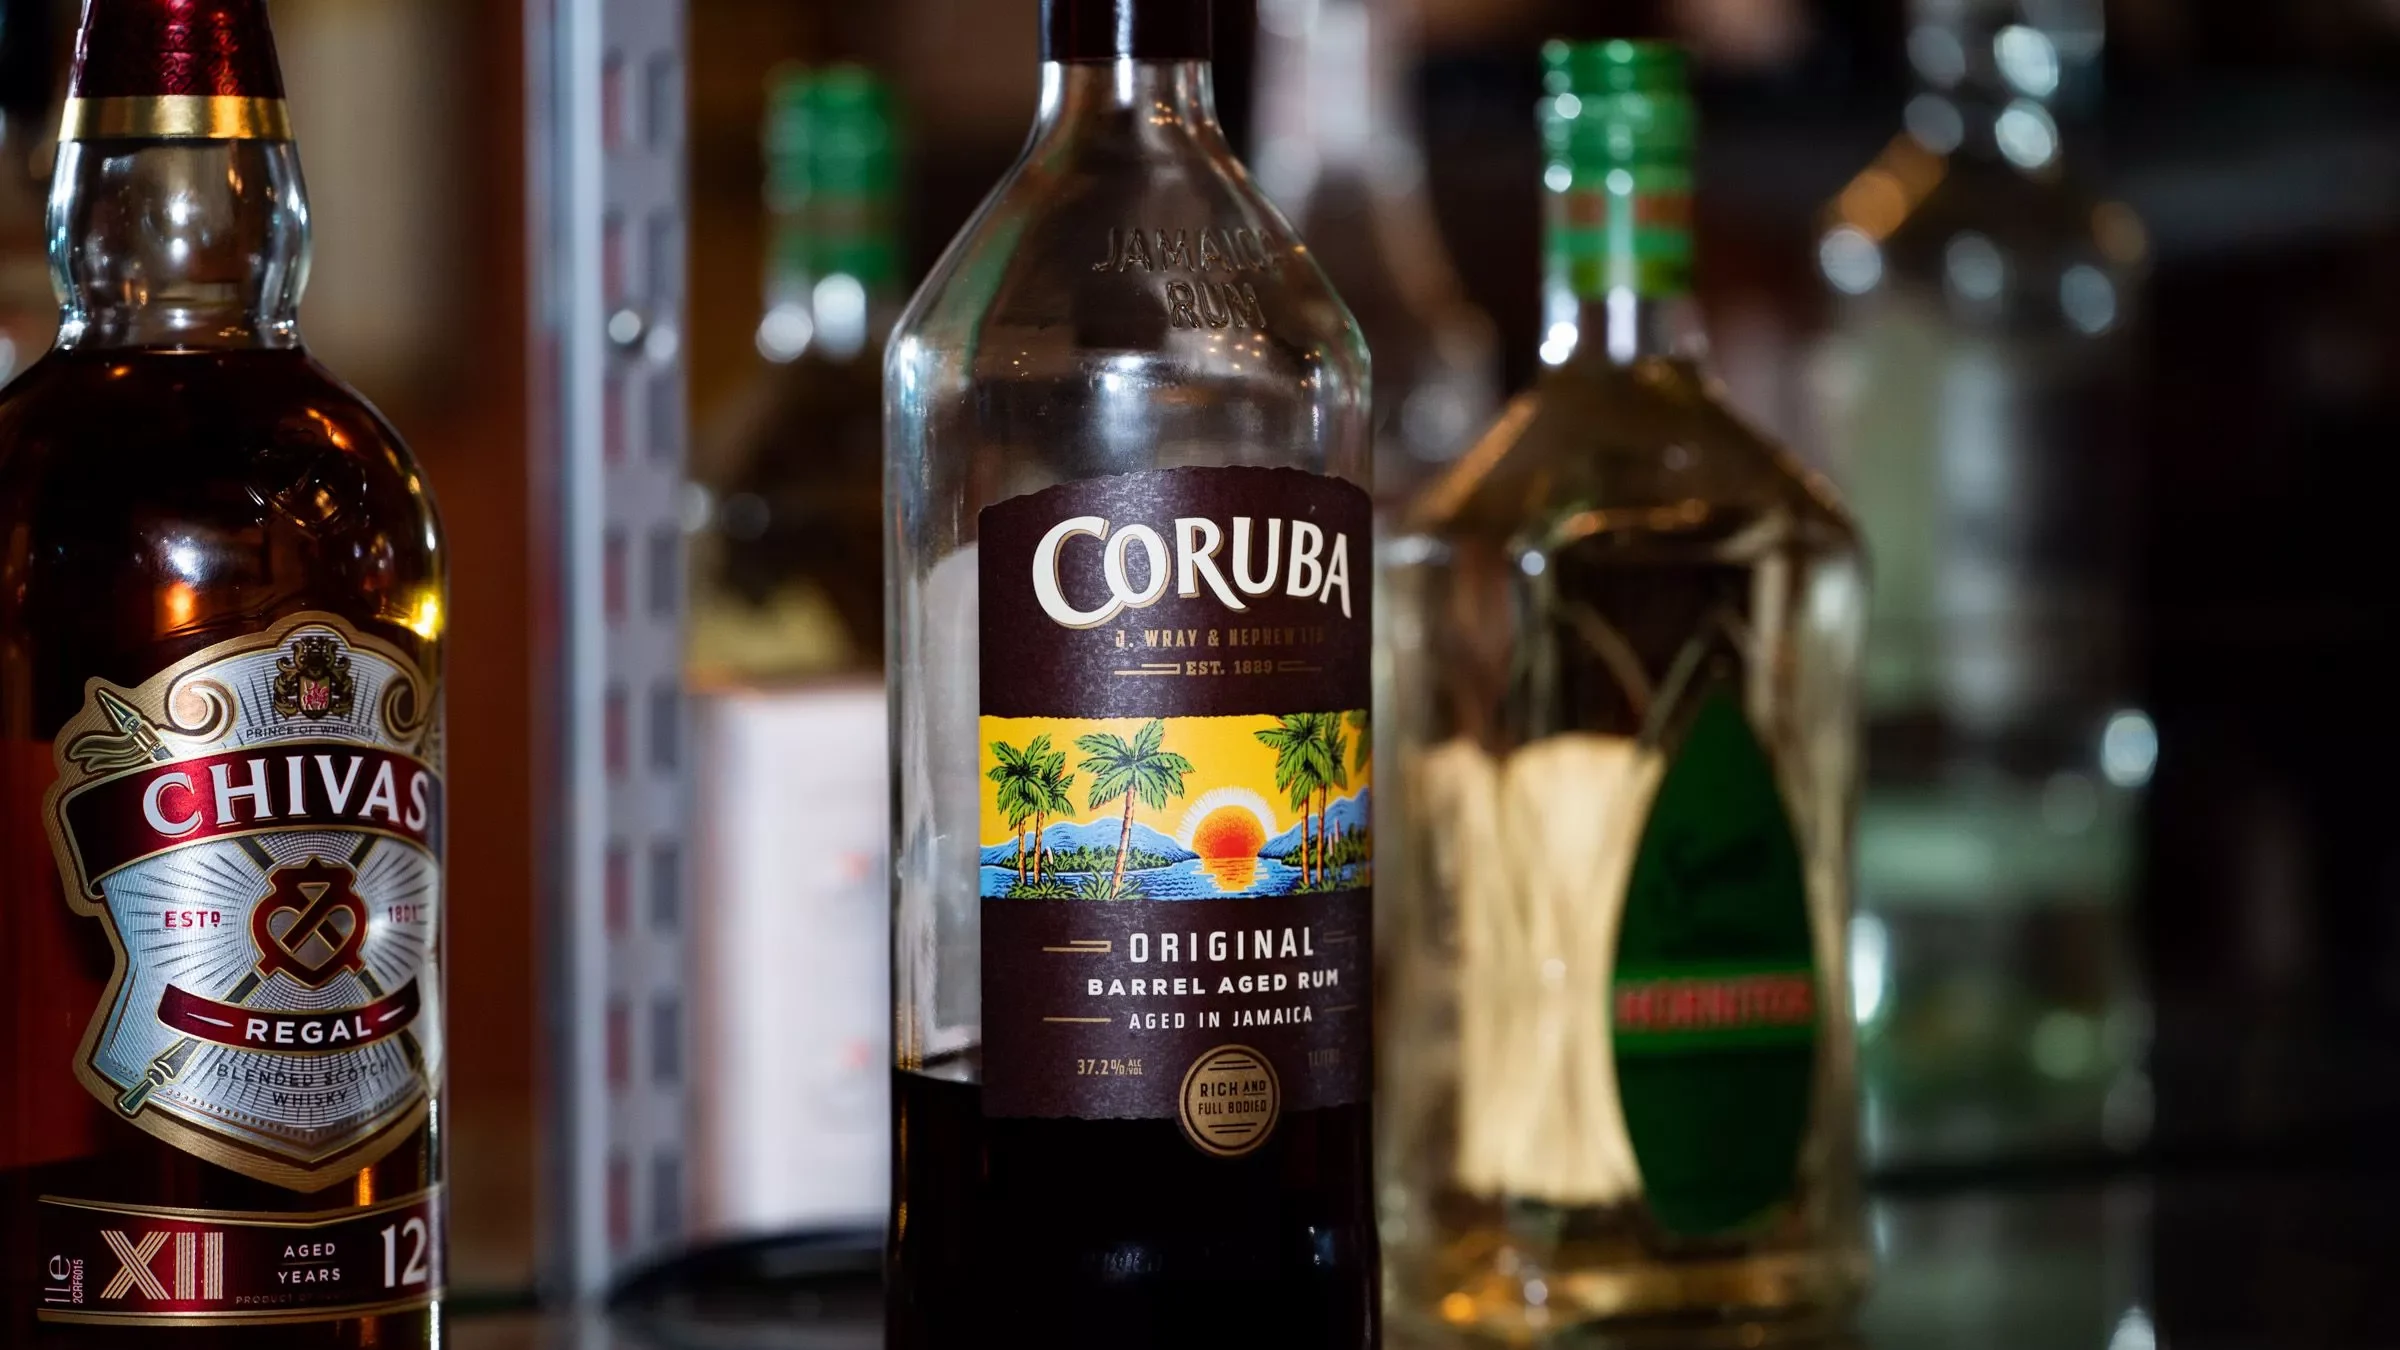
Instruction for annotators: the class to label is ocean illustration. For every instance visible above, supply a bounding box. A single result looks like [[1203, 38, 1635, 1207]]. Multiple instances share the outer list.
[[979, 711, 1372, 900]]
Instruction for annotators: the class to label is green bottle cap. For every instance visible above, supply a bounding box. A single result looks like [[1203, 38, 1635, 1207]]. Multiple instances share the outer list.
[[764, 63, 900, 289], [1540, 39, 1693, 302]]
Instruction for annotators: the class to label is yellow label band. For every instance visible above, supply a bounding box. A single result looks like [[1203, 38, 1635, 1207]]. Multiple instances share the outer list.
[[61, 96, 293, 142]]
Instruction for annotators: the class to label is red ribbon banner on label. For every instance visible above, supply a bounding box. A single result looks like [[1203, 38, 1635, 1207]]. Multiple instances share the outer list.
[[58, 744, 442, 890], [1613, 972, 1817, 1034], [157, 980, 421, 1053]]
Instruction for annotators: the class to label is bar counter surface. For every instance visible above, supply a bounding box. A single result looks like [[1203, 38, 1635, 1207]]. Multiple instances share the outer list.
[[444, 1166, 2400, 1350]]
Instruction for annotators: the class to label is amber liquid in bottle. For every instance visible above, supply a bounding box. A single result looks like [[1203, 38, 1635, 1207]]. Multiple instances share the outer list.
[[0, 4, 444, 1344]]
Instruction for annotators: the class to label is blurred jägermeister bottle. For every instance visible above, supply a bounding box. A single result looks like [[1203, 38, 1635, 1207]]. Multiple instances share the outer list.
[[1383, 41, 1869, 1343], [683, 65, 898, 1244]]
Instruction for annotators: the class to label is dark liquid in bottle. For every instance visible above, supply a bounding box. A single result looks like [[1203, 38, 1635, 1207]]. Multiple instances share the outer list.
[[0, 347, 443, 1348], [888, 1055, 1376, 1350]]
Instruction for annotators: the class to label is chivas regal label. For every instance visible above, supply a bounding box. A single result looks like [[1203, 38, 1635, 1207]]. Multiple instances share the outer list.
[[976, 467, 1372, 1155], [39, 613, 445, 1195]]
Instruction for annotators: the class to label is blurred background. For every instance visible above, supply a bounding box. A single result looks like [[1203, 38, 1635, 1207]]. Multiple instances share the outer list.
[[10, 0, 2400, 1342]]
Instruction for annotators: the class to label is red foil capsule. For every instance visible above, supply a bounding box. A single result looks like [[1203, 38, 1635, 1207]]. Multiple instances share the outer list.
[[60, 0, 291, 142]]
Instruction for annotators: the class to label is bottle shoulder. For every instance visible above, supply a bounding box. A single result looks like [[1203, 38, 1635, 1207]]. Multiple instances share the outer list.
[[1411, 356, 1858, 559], [886, 130, 1371, 416], [1837, 152, 2145, 327], [0, 347, 446, 664], [0, 346, 430, 488]]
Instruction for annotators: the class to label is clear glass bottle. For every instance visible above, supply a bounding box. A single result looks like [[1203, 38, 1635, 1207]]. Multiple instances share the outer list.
[[684, 65, 898, 1242], [1250, 0, 1499, 926], [1806, 0, 2152, 1170], [883, 0, 1376, 1344], [1251, 0, 1497, 506], [1384, 41, 1868, 1344]]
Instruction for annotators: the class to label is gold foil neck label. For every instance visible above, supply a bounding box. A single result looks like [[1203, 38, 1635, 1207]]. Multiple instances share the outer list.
[[61, 95, 294, 142]]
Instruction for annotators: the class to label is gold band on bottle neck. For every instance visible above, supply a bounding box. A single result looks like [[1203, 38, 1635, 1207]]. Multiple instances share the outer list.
[[60, 95, 293, 142]]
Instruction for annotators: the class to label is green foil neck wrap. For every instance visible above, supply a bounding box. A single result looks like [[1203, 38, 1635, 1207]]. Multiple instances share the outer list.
[[765, 63, 901, 293], [1540, 39, 1693, 303]]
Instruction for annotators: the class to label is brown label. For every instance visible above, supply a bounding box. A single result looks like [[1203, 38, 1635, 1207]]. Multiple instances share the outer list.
[[980, 892, 1370, 1119], [31, 1188, 442, 1326], [978, 465, 1370, 718], [977, 467, 1372, 1134]]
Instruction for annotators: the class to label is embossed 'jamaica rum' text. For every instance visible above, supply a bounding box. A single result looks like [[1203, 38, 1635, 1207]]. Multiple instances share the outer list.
[[1091, 225, 1281, 329], [884, 2, 1375, 1347], [0, 3, 447, 1345]]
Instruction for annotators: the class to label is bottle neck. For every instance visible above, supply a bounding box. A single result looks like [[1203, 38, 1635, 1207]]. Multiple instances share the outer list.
[[48, 137, 310, 351], [1029, 59, 1225, 155], [1541, 162, 1701, 368], [1041, 0, 1211, 64], [1542, 289, 1702, 369]]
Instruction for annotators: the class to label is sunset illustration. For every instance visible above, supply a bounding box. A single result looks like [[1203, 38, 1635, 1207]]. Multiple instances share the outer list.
[[1179, 787, 1276, 888], [978, 711, 1372, 900]]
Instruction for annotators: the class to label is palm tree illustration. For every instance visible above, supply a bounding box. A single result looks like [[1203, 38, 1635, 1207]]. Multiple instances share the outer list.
[[1346, 708, 1370, 774], [1033, 740, 1075, 884], [987, 737, 1045, 884], [1256, 714, 1346, 884], [1255, 716, 1313, 882], [1075, 719, 1194, 892], [1312, 713, 1352, 883]]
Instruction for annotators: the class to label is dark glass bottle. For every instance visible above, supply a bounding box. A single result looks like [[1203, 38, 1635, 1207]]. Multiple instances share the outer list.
[[883, 2, 1377, 1347], [0, 3, 446, 1344]]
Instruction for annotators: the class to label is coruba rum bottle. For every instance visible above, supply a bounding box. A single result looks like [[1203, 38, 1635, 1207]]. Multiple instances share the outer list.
[[883, 2, 1374, 1347], [0, 2, 446, 1343]]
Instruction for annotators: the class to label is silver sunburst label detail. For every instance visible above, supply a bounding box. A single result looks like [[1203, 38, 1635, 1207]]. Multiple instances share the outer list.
[[41, 613, 444, 1192]]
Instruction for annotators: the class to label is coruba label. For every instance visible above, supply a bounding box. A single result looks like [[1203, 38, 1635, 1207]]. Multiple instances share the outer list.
[[978, 467, 1372, 1155], [39, 614, 445, 1195]]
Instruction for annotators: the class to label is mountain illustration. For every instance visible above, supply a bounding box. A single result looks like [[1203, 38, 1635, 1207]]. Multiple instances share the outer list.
[[1262, 788, 1371, 858], [979, 818, 1200, 868]]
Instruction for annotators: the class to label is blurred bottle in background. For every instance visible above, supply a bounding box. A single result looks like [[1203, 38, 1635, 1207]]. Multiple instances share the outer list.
[[0, 0, 52, 384], [684, 65, 897, 1243], [1251, 0, 1499, 910], [1384, 40, 1867, 1344], [1806, 0, 2154, 1170], [1252, 0, 1498, 508]]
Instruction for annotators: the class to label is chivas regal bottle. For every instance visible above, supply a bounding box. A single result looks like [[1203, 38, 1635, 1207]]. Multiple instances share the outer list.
[[0, 2, 447, 1343], [883, 1, 1376, 1346]]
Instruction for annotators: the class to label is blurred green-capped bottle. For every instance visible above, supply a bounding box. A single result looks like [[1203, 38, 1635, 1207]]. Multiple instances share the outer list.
[[1381, 39, 1870, 1343], [684, 62, 901, 1247]]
